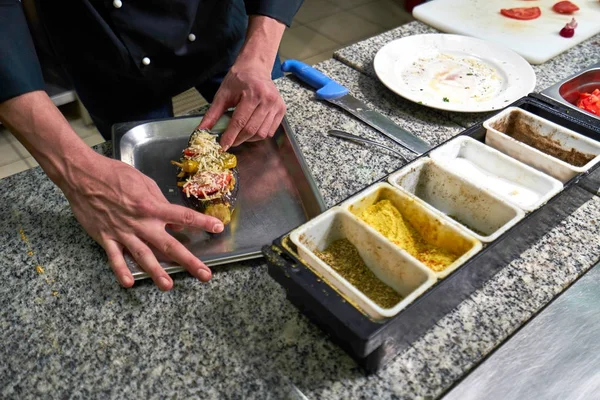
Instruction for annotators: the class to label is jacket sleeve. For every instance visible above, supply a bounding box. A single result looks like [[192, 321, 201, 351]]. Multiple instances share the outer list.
[[0, 0, 45, 104], [244, 0, 304, 27]]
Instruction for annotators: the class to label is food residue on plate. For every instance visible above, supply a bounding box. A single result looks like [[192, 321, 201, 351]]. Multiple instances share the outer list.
[[314, 238, 403, 309], [400, 52, 503, 106], [357, 199, 460, 272]]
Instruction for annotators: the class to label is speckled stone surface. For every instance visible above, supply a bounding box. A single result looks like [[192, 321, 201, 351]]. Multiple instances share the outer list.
[[2, 64, 600, 399], [334, 21, 600, 129], [275, 59, 463, 206]]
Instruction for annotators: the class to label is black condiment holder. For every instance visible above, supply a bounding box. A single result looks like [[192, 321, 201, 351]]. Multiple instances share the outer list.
[[262, 93, 600, 374]]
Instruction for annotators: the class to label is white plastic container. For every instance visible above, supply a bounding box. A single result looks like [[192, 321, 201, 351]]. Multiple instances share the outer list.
[[341, 182, 482, 279], [429, 136, 564, 212], [388, 158, 525, 243], [483, 107, 600, 183], [289, 207, 437, 321]]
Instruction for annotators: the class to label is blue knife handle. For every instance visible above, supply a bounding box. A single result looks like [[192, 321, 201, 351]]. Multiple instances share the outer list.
[[281, 59, 349, 100]]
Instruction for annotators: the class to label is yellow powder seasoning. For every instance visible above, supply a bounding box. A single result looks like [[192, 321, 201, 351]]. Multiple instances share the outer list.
[[17, 226, 57, 287], [19, 228, 28, 243], [359, 199, 459, 272]]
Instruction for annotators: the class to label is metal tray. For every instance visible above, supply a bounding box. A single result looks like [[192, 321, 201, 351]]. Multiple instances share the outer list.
[[112, 114, 326, 280], [540, 61, 600, 122], [262, 94, 600, 374]]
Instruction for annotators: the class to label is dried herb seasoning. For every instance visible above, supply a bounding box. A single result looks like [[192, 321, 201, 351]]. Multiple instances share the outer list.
[[315, 239, 403, 309]]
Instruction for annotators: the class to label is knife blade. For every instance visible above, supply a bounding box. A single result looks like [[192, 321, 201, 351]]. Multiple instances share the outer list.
[[281, 59, 431, 155]]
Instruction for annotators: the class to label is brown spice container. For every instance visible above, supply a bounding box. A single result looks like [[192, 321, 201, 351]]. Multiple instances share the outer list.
[[492, 112, 595, 167]]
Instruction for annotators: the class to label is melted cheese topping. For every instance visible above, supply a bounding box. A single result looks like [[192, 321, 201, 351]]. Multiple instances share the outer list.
[[181, 129, 233, 200], [185, 130, 227, 172], [183, 171, 230, 200]]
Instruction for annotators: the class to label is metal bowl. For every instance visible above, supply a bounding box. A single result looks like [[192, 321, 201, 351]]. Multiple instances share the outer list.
[[540, 63, 600, 121]]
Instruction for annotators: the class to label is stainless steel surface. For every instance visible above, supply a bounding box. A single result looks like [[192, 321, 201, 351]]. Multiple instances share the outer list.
[[540, 62, 600, 121], [327, 129, 406, 159], [113, 114, 326, 280], [328, 94, 432, 154], [46, 83, 77, 107], [443, 261, 600, 400]]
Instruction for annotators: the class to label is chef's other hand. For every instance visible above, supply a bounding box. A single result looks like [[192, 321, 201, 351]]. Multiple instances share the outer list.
[[198, 63, 286, 150], [197, 15, 287, 150], [0, 91, 223, 292], [62, 152, 224, 290]]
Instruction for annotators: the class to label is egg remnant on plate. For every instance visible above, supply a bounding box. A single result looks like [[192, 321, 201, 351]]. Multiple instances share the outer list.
[[400, 52, 504, 105]]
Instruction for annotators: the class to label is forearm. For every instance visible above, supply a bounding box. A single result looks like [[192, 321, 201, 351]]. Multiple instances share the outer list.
[[0, 91, 98, 191], [234, 15, 286, 73]]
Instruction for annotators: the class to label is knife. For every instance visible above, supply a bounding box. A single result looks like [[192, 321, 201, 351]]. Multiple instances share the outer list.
[[281, 59, 431, 155]]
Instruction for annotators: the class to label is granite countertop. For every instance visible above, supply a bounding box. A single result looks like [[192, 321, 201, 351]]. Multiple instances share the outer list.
[[2, 59, 600, 400], [333, 20, 600, 129]]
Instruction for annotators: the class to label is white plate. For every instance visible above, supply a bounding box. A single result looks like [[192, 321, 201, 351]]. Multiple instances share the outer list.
[[373, 34, 536, 113]]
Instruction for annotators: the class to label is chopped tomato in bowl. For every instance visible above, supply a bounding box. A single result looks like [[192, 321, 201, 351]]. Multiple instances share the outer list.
[[576, 89, 600, 115], [500, 7, 541, 20]]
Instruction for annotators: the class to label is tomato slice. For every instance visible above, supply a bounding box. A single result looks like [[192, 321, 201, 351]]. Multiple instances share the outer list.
[[500, 7, 541, 20], [553, 1, 580, 14], [183, 148, 196, 157]]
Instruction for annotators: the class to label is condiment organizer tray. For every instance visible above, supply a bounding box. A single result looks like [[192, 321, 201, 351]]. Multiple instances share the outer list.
[[428, 136, 563, 211], [290, 205, 438, 321], [387, 157, 525, 242], [339, 182, 482, 279], [484, 107, 600, 183], [262, 94, 600, 374]]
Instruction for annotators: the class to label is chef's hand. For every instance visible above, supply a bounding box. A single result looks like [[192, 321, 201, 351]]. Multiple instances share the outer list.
[[0, 90, 222, 293], [198, 62, 286, 150], [197, 15, 287, 150], [61, 152, 224, 290]]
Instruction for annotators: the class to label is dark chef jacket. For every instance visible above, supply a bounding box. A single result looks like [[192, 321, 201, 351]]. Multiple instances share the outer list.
[[0, 0, 302, 114]]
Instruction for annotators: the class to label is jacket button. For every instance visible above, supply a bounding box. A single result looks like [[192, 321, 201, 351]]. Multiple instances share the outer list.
[[142, 57, 151, 66], [188, 33, 196, 42], [113, 0, 122, 8]]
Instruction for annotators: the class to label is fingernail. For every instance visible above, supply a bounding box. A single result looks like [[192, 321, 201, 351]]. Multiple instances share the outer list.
[[213, 223, 224, 233], [198, 269, 212, 282], [158, 276, 171, 290], [121, 276, 134, 287]]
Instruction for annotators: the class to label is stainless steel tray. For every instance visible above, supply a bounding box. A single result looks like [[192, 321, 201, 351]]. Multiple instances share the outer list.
[[112, 113, 326, 280], [540, 61, 600, 121]]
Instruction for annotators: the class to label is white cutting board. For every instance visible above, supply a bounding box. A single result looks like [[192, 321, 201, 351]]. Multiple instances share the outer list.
[[413, 0, 600, 64]]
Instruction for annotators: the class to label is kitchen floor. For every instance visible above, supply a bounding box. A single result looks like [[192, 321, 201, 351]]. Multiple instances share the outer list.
[[0, 0, 413, 179]]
